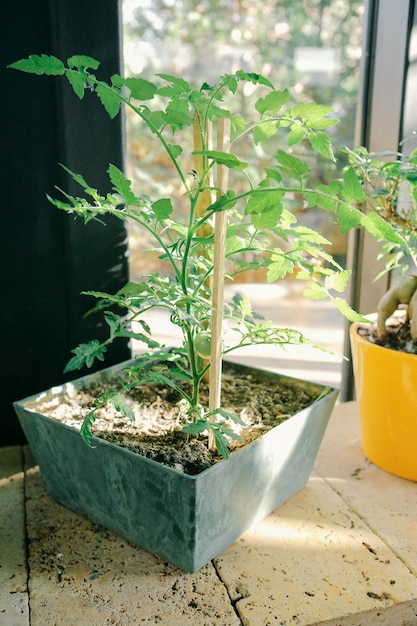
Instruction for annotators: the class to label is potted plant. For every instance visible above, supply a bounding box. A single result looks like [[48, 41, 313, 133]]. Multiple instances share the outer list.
[[9, 54, 372, 572], [343, 146, 417, 482]]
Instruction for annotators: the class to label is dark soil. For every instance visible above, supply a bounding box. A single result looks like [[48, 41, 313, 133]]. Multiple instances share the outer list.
[[34, 365, 328, 475], [357, 317, 417, 355]]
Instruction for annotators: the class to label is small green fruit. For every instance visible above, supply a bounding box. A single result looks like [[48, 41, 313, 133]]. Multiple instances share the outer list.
[[194, 331, 212, 358]]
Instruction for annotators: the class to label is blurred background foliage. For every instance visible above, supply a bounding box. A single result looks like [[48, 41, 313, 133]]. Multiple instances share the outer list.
[[122, 0, 364, 279]]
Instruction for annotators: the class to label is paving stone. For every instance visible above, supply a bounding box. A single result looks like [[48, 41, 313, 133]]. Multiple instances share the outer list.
[[315, 401, 417, 577], [214, 477, 417, 625], [0, 447, 29, 626], [23, 450, 239, 626]]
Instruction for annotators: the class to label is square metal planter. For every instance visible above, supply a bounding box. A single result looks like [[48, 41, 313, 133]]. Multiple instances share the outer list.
[[13, 360, 337, 572]]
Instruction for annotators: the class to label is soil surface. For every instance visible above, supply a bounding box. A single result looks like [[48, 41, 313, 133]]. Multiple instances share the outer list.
[[33, 366, 326, 475], [357, 317, 417, 355]]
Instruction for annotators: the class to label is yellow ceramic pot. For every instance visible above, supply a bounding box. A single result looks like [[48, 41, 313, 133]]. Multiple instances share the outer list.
[[350, 322, 417, 481]]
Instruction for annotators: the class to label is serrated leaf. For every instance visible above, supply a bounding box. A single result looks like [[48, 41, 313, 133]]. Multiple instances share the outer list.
[[324, 269, 351, 293], [336, 202, 363, 233], [182, 420, 208, 435], [121, 77, 157, 100], [267, 255, 294, 281], [303, 283, 328, 300], [167, 144, 182, 159], [255, 89, 289, 114], [288, 102, 334, 122], [251, 204, 283, 229], [110, 394, 135, 421], [287, 123, 306, 146], [152, 198, 173, 221], [96, 82, 121, 119], [307, 131, 335, 161], [253, 120, 278, 144], [245, 189, 284, 216], [65, 70, 86, 99], [194, 150, 248, 171], [360, 212, 406, 245], [64, 340, 107, 373], [275, 149, 310, 178], [108, 164, 137, 206], [8, 54, 65, 75], [341, 167, 366, 204], [212, 429, 230, 459], [311, 184, 338, 210], [157, 74, 190, 91], [294, 226, 330, 245], [235, 70, 274, 88], [332, 297, 369, 322], [80, 410, 97, 447], [67, 55, 100, 71]]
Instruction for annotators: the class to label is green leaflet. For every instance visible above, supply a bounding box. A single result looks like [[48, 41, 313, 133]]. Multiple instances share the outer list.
[[108, 165, 138, 206], [96, 82, 121, 119], [64, 340, 107, 373], [7, 54, 65, 75]]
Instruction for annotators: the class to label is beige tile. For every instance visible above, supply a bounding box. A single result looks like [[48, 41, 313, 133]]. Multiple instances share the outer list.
[[0, 447, 29, 626], [215, 476, 417, 625], [24, 456, 239, 626], [315, 402, 417, 576]]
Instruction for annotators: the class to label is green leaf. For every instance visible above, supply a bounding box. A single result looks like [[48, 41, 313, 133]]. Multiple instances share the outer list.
[[194, 150, 248, 171], [360, 212, 406, 245], [253, 120, 278, 144], [307, 131, 335, 161], [341, 167, 366, 204], [287, 123, 307, 146], [182, 420, 208, 435], [332, 297, 370, 323], [167, 144, 183, 159], [164, 98, 192, 128], [245, 189, 284, 216], [209, 190, 237, 212], [251, 204, 283, 229], [96, 82, 121, 119], [235, 70, 274, 88], [80, 411, 97, 447], [157, 74, 190, 92], [67, 55, 100, 71], [110, 394, 135, 421], [303, 283, 328, 300], [8, 54, 65, 75], [117, 76, 157, 100], [336, 202, 362, 233], [324, 269, 351, 293], [255, 89, 289, 114], [275, 150, 310, 178], [152, 198, 173, 221], [212, 429, 230, 459], [267, 256, 294, 281], [64, 340, 107, 373], [288, 102, 334, 122], [310, 184, 338, 210], [108, 164, 137, 206], [65, 71, 86, 99]]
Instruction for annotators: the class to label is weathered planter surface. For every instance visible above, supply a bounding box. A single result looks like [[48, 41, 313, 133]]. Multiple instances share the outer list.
[[350, 323, 417, 481], [14, 360, 337, 572]]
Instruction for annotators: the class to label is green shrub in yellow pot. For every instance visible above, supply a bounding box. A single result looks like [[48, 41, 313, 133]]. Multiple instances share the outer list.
[[344, 146, 417, 481]]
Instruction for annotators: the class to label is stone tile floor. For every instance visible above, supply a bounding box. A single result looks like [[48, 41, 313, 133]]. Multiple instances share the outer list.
[[2, 402, 417, 625]]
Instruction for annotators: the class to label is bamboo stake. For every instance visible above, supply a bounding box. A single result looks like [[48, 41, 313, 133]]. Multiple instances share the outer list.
[[208, 118, 231, 451]]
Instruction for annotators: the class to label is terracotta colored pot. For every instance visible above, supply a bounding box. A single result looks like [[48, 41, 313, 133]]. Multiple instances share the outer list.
[[350, 323, 417, 481]]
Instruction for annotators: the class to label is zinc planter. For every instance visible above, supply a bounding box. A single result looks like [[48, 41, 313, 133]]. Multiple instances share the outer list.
[[350, 323, 417, 481], [13, 360, 337, 572]]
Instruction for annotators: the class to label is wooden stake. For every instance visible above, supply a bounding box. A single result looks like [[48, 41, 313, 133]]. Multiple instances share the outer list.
[[208, 118, 231, 451]]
